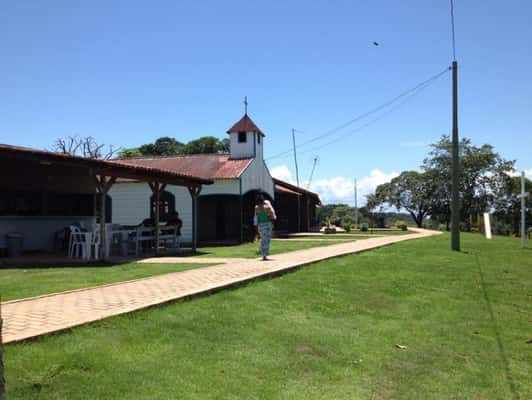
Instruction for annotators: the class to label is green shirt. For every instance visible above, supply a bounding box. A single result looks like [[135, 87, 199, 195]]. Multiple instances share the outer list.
[[257, 209, 270, 224]]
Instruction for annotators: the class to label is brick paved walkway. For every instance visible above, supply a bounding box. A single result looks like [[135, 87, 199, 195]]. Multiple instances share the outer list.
[[1, 228, 439, 344]]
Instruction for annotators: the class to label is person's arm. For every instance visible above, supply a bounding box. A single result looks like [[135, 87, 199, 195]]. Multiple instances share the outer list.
[[265, 200, 277, 221]]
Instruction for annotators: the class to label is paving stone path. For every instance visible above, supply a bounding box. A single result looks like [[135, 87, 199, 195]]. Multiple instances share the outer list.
[[1, 228, 440, 344]]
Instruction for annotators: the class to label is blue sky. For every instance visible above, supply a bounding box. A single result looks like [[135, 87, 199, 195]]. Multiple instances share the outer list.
[[2, 1, 531, 203]]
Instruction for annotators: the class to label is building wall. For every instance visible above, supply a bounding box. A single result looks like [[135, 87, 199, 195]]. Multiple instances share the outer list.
[[240, 158, 274, 198], [109, 179, 240, 243], [0, 216, 96, 251], [229, 131, 255, 159]]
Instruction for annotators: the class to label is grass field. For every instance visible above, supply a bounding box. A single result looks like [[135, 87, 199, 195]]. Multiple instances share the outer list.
[[0, 262, 216, 302], [4, 233, 532, 399], [0, 238, 361, 301]]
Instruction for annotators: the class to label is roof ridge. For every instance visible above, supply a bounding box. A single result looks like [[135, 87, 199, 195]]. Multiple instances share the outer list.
[[114, 153, 230, 161]]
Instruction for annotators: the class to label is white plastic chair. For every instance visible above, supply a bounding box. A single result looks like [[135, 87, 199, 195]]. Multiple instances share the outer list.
[[89, 230, 101, 260], [69, 226, 89, 260]]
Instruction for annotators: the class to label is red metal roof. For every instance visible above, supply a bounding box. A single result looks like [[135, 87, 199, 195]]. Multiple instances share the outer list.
[[227, 114, 265, 136], [116, 154, 253, 180]]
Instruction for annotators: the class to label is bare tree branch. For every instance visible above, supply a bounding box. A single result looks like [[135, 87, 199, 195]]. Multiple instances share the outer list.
[[51, 135, 120, 159]]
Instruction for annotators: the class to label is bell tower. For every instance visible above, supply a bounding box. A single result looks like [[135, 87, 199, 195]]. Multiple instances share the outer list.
[[226, 98, 265, 160]]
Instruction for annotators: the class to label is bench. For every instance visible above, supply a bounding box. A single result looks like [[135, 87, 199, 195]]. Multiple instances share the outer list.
[[131, 225, 180, 255]]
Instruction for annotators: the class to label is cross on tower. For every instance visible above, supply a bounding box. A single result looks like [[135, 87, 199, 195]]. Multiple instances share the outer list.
[[244, 96, 248, 115]]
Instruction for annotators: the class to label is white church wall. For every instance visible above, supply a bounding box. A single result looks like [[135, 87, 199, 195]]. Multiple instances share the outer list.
[[109, 182, 194, 242], [109, 182, 152, 226], [240, 158, 274, 198], [109, 179, 240, 243]]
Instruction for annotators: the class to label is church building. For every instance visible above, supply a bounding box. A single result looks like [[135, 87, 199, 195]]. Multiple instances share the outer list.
[[111, 113, 321, 244]]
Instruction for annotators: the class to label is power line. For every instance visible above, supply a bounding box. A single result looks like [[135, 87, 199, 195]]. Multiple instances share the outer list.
[[275, 71, 448, 160], [266, 66, 451, 161]]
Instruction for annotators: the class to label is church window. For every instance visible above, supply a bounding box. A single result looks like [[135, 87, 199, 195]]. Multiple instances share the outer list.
[[150, 190, 176, 222], [238, 131, 247, 143]]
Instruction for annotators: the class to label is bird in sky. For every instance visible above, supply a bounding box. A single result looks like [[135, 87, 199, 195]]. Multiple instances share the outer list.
[[373, 41, 379, 46]]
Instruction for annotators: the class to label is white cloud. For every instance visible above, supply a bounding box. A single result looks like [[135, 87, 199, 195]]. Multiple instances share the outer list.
[[270, 165, 293, 181], [507, 169, 532, 179], [270, 165, 399, 205]]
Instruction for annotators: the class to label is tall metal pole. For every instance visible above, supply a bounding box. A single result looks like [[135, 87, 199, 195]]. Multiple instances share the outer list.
[[354, 178, 359, 228], [292, 128, 301, 231], [450, 0, 460, 250], [521, 171, 526, 249], [451, 60, 460, 251]]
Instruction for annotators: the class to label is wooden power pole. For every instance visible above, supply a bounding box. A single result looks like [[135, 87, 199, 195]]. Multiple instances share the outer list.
[[450, 0, 461, 251], [451, 60, 460, 251]]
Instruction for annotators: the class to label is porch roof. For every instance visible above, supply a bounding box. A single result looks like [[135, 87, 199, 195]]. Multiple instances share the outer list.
[[0, 144, 213, 187]]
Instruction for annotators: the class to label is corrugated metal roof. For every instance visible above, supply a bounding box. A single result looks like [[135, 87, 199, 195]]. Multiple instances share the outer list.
[[226, 114, 265, 136], [116, 154, 253, 180]]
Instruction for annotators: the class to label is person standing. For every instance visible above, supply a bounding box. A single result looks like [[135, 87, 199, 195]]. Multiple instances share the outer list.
[[254, 194, 276, 261]]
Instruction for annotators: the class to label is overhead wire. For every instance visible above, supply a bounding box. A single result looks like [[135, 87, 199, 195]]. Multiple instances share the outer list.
[[265, 66, 451, 162], [295, 77, 443, 157]]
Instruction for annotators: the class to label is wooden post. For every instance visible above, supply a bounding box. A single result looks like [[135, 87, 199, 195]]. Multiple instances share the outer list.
[[0, 300, 5, 400], [148, 182, 166, 255], [188, 186, 202, 252], [94, 175, 116, 260], [239, 196, 244, 243]]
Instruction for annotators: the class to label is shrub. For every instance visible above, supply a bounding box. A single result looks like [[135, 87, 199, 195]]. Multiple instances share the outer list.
[[360, 223, 369, 232], [396, 220, 408, 231], [342, 222, 352, 233]]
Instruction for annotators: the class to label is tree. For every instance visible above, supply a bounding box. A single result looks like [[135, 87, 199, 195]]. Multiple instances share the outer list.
[[182, 136, 227, 155], [116, 148, 142, 159], [423, 135, 515, 231], [493, 175, 532, 234], [138, 137, 184, 156], [371, 171, 434, 227], [51, 135, 119, 159], [118, 136, 229, 158]]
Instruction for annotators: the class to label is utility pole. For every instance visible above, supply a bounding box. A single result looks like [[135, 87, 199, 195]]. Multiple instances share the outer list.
[[518, 171, 529, 249], [450, 60, 460, 251], [450, 0, 460, 251], [292, 128, 301, 231], [354, 178, 359, 228], [307, 156, 318, 189]]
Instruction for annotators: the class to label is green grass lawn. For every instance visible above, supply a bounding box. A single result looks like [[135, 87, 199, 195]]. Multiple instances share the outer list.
[[0, 262, 216, 302], [196, 238, 357, 258], [4, 233, 532, 399], [0, 238, 359, 301]]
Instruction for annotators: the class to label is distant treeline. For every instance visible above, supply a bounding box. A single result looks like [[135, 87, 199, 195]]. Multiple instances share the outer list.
[[317, 204, 414, 229]]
